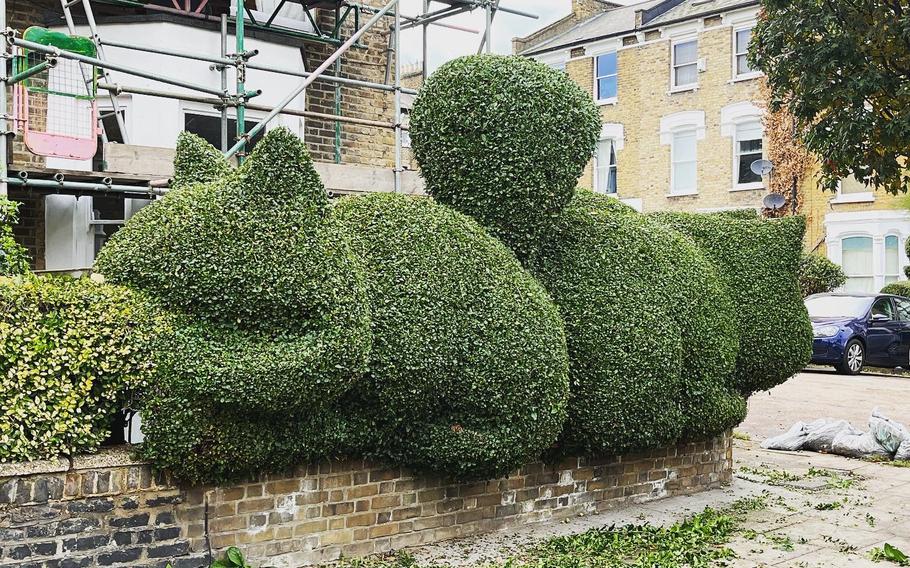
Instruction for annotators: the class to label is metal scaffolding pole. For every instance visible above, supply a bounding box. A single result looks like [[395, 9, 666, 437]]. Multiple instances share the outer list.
[[10, 37, 229, 98], [0, 0, 7, 196], [220, 14, 229, 152], [225, 0, 400, 159], [422, 0, 428, 82], [235, 0, 247, 161], [393, 0, 402, 193]]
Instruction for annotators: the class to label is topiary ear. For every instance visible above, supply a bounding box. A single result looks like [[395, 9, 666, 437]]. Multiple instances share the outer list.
[[236, 127, 328, 208], [172, 132, 232, 189]]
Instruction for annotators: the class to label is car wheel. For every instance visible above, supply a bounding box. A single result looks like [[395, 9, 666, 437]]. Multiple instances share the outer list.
[[836, 339, 864, 375]]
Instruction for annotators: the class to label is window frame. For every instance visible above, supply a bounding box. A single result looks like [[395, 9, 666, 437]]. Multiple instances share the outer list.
[[182, 106, 268, 153], [841, 235, 875, 293], [593, 51, 618, 104], [732, 120, 764, 190], [670, 128, 698, 196], [833, 175, 875, 204], [594, 137, 618, 195], [731, 25, 761, 81], [671, 38, 699, 91], [884, 234, 902, 285]]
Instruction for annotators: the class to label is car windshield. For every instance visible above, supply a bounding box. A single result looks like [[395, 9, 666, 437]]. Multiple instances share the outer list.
[[805, 296, 873, 319]]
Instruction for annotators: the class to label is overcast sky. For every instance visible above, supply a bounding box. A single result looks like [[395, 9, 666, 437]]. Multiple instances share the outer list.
[[399, 0, 573, 70]]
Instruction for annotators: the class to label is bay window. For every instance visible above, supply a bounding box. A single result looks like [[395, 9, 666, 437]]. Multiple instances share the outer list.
[[885, 235, 901, 285], [842, 236, 874, 292]]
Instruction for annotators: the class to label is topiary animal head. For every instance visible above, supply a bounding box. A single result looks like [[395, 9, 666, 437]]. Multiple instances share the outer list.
[[409, 54, 601, 257]]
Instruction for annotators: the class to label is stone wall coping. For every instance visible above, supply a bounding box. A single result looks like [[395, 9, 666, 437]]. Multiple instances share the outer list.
[[0, 446, 145, 479]]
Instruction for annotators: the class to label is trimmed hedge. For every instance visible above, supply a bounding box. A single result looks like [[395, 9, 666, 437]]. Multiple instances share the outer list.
[[799, 253, 846, 297], [95, 129, 371, 483], [651, 212, 813, 395], [171, 132, 231, 189], [0, 197, 29, 276], [333, 193, 569, 479], [529, 192, 743, 453], [881, 281, 910, 297], [409, 55, 601, 258], [0, 276, 161, 462]]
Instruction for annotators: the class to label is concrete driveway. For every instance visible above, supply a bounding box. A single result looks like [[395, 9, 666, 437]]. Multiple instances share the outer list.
[[739, 370, 910, 441]]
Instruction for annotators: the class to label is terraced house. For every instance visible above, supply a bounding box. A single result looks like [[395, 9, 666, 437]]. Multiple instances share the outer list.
[[515, 0, 910, 292]]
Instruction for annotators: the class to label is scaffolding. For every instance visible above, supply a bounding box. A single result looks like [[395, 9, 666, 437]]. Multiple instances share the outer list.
[[0, 0, 538, 197]]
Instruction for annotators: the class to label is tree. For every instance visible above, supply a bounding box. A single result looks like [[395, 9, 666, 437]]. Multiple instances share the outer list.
[[751, 0, 910, 194]]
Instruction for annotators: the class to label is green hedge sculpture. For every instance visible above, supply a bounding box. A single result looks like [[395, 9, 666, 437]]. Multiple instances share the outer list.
[[652, 212, 813, 395], [410, 55, 601, 258], [799, 253, 846, 297], [0, 197, 29, 276], [333, 193, 569, 479], [0, 276, 161, 462], [94, 129, 371, 483], [530, 192, 743, 453]]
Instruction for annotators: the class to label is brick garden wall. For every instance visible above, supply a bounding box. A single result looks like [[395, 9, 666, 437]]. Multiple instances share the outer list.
[[0, 433, 732, 568]]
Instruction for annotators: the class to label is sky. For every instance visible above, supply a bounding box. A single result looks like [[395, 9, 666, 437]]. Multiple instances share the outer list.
[[399, 0, 573, 71]]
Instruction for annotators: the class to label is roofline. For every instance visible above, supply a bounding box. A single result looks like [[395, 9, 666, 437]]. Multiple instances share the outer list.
[[640, 0, 687, 26], [639, 0, 760, 30], [521, 0, 760, 58]]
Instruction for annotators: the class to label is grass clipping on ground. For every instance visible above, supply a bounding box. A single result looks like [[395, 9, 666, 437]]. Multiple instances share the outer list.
[[335, 497, 769, 568]]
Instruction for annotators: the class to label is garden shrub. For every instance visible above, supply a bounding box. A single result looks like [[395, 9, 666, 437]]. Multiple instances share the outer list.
[[0, 275, 162, 462], [171, 131, 231, 189], [799, 253, 846, 297], [95, 129, 371, 483], [333, 193, 569, 479], [881, 281, 910, 297], [409, 54, 601, 258], [530, 192, 743, 453], [651, 212, 812, 395], [0, 197, 29, 276]]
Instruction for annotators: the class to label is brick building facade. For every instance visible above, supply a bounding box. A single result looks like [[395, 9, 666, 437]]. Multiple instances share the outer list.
[[515, 0, 766, 215]]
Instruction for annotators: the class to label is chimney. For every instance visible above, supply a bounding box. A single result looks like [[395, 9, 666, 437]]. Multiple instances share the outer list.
[[572, 0, 619, 21]]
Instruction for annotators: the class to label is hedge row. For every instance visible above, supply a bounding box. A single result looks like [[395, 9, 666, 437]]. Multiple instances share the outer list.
[[529, 192, 744, 454], [410, 55, 601, 258], [3, 56, 814, 484], [0, 276, 161, 462], [95, 130, 371, 482], [334, 193, 569, 479], [651, 212, 813, 395], [0, 197, 29, 277]]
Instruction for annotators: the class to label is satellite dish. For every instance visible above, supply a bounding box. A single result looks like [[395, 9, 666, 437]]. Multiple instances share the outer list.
[[751, 159, 774, 177], [763, 193, 787, 210]]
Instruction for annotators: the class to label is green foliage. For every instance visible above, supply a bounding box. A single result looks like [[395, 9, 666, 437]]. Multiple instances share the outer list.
[[751, 1, 910, 194], [869, 543, 910, 566], [96, 129, 370, 483], [409, 54, 601, 257], [882, 281, 910, 298], [171, 131, 231, 189], [0, 197, 29, 276], [800, 253, 847, 297], [651, 212, 813, 395], [335, 505, 744, 568], [0, 275, 161, 462], [530, 192, 743, 454], [333, 193, 569, 479]]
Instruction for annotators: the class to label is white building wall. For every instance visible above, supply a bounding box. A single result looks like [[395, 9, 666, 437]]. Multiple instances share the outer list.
[[825, 210, 910, 292]]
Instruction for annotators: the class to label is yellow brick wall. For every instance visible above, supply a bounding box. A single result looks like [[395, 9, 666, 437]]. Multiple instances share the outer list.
[[567, 21, 765, 213], [800, 162, 907, 254]]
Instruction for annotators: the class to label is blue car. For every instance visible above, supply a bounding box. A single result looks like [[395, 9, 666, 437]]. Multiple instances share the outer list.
[[806, 292, 910, 375]]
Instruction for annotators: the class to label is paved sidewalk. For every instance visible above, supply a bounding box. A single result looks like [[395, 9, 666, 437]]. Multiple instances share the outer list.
[[740, 371, 910, 441], [407, 442, 910, 567]]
